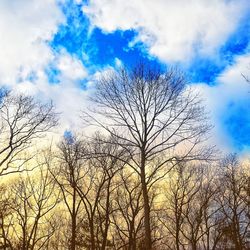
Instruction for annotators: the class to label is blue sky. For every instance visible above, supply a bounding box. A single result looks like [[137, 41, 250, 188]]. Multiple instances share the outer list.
[[0, 0, 250, 153]]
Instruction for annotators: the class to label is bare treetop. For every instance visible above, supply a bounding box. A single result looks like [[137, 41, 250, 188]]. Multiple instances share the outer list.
[[0, 90, 58, 176], [90, 64, 213, 162]]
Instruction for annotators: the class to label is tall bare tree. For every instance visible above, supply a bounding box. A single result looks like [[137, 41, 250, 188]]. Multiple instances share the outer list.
[[0, 90, 58, 176], [85, 63, 213, 249]]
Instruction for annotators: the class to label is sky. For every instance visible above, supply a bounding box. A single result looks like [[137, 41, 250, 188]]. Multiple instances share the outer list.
[[0, 0, 250, 154]]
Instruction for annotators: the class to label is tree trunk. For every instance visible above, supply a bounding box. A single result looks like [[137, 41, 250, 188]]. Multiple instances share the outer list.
[[101, 179, 111, 250], [90, 219, 95, 250], [128, 221, 136, 250], [191, 241, 197, 250], [175, 230, 180, 250], [140, 154, 152, 250], [71, 189, 77, 250], [71, 213, 76, 250]]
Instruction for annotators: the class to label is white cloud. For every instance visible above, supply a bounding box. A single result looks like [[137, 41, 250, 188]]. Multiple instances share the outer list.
[[83, 0, 249, 63], [0, 0, 65, 85], [10, 50, 90, 135], [57, 50, 88, 80]]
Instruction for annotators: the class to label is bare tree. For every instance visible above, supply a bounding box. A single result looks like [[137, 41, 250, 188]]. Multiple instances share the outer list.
[[90, 135, 127, 250], [47, 135, 84, 250], [158, 163, 223, 250], [111, 171, 144, 250], [0, 90, 58, 176], [49, 133, 126, 250], [159, 163, 200, 249], [181, 166, 219, 250], [72, 135, 126, 250], [6, 166, 60, 250], [85, 63, 213, 249], [216, 154, 250, 250], [0, 184, 15, 250]]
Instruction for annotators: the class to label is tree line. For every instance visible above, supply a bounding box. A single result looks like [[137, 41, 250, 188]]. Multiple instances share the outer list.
[[0, 64, 249, 249]]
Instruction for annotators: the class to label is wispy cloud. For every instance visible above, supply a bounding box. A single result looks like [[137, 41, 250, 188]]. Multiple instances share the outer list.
[[0, 0, 64, 85]]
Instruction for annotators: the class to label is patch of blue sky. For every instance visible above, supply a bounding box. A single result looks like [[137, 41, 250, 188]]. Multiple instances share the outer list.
[[85, 28, 163, 70], [78, 78, 89, 90], [188, 59, 224, 84], [24, 71, 38, 83], [16, 69, 39, 83], [223, 100, 250, 151], [50, 0, 163, 77], [218, 14, 250, 68], [63, 130, 75, 144], [45, 64, 61, 84], [51, 0, 89, 58], [188, 14, 250, 84]]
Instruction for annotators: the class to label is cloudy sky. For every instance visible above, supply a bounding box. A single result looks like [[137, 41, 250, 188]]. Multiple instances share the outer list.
[[0, 0, 250, 153]]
